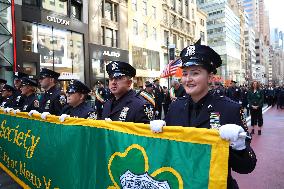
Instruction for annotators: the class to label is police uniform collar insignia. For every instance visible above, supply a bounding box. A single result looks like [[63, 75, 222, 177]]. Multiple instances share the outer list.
[[23, 105, 28, 111], [184, 46, 195, 57], [210, 112, 221, 130], [34, 100, 39, 108], [45, 100, 50, 110], [119, 107, 129, 121], [88, 112, 97, 120]]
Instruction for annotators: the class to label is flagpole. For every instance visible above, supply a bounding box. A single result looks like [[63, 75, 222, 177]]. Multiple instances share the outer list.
[[167, 36, 170, 89]]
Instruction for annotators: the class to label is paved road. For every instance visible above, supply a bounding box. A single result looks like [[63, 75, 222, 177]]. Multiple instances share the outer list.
[[233, 106, 284, 189]]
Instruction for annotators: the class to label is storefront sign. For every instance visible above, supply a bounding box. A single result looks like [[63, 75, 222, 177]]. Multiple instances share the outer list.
[[102, 50, 120, 58], [46, 16, 70, 26]]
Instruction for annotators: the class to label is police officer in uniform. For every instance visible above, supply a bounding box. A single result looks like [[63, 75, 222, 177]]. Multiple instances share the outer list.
[[38, 68, 65, 115], [101, 61, 153, 123], [13, 72, 29, 109], [150, 41, 256, 189], [0, 78, 7, 104], [227, 80, 242, 103], [0, 84, 16, 108], [20, 77, 40, 112], [95, 80, 107, 119], [139, 81, 156, 119], [61, 80, 97, 119], [153, 79, 164, 119]]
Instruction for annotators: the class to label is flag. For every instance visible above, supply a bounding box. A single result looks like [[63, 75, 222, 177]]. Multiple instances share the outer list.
[[160, 58, 182, 78]]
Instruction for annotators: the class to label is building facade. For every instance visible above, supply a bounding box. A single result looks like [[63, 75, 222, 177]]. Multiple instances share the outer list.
[[15, 0, 89, 84], [197, 0, 242, 83], [89, 0, 129, 87]]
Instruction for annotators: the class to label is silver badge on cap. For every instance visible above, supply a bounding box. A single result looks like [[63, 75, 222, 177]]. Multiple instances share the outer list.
[[184, 46, 195, 57], [112, 62, 119, 70]]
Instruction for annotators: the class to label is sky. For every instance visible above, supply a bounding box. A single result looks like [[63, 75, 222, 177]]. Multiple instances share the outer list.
[[265, 0, 284, 31]]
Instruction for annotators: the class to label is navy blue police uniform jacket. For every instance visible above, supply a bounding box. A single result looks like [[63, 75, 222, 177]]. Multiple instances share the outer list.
[[165, 93, 257, 189], [39, 86, 65, 116], [12, 90, 26, 109], [61, 102, 97, 119], [21, 93, 39, 112], [0, 95, 14, 108], [101, 89, 151, 123]]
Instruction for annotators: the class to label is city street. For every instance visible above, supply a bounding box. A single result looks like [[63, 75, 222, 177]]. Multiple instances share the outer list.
[[233, 106, 284, 189]]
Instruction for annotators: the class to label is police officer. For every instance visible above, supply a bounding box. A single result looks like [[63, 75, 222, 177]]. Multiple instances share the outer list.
[[150, 41, 256, 189], [139, 81, 156, 119], [0, 84, 16, 108], [61, 80, 97, 119], [94, 80, 107, 119], [0, 78, 7, 104], [20, 77, 40, 112], [38, 68, 65, 115], [227, 80, 242, 103], [13, 72, 29, 109], [153, 79, 164, 119], [101, 61, 153, 123]]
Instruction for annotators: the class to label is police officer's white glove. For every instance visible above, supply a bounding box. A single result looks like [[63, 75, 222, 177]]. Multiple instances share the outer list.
[[150, 120, 166, 133], [41, 112, 50, 120], [4, 107, 13, 114], [13, 109, 21, 115], [28, 110, 40, 117], [105, 118, 112, 121], [59, 114, 70, 122], [219, 124, 246, 150]]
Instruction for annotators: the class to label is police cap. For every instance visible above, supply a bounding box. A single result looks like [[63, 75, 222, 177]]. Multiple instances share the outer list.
[[0, 78, 7, 84], [14, 72, 29, 79], [145, 81, 154, 88], [2, 84, 16, 92], [21, 77, 38, 87], [67, 80, 91, 94], [39, 68, 60, 79], [180, 41, 222, 74], [106, 61, 136, 78]]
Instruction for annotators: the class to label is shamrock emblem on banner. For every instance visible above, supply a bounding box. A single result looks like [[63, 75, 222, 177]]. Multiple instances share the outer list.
[[107, 144, 183, 189]]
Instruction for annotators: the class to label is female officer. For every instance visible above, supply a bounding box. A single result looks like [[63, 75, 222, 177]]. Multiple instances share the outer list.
[[150, 41, 256, 189]]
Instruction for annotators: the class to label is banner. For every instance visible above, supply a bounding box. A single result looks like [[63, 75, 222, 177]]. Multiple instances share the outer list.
[[0, 111, 229, 189]]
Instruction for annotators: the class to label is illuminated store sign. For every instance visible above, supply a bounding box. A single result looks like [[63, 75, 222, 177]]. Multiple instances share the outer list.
[[103, 50, 120, 58], [46, 16, 70, 26]]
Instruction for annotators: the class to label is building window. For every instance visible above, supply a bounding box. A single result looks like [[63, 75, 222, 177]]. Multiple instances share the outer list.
[[23, 0, 38, 6], [152, 6, 156, 19], [200, 31, 205, 41], [178, 0, 182, 14], [71, 1, 82, 20], [163, 9, 168, 24], [105, 28, 113, 46], [153, 27, 157, 40], [132, 0, 137, 11], [143, 0, 147, 15], [132, 46, 160, 71], [200, 19, 205, 26], [192, 25, 195, 35], [164, 30, 169, 46], [192, 8, 195, 20], [180, 37, 184, 49], [101, 27, 105, 45], [171, 0, 176, 11], [24, 23, 85, 81], [185, 4, 189, 19], [104, 1, 112, 20], [143, 23, 148, 38], [170, 14, 176, 27], [42, 0, 67, 15], [113, 30, 118, 47], [173, 34, 177, 45], [133, 20, 138, 35]]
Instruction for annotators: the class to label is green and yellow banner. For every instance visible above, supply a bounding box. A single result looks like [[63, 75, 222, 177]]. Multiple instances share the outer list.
[[0, 111, 229, 189]]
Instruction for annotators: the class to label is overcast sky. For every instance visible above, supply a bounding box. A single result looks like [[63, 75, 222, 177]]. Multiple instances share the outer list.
[[266, 0, 284, 31]]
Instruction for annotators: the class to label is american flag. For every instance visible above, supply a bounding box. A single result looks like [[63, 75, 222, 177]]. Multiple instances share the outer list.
[[160, 58, 182, 78]]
